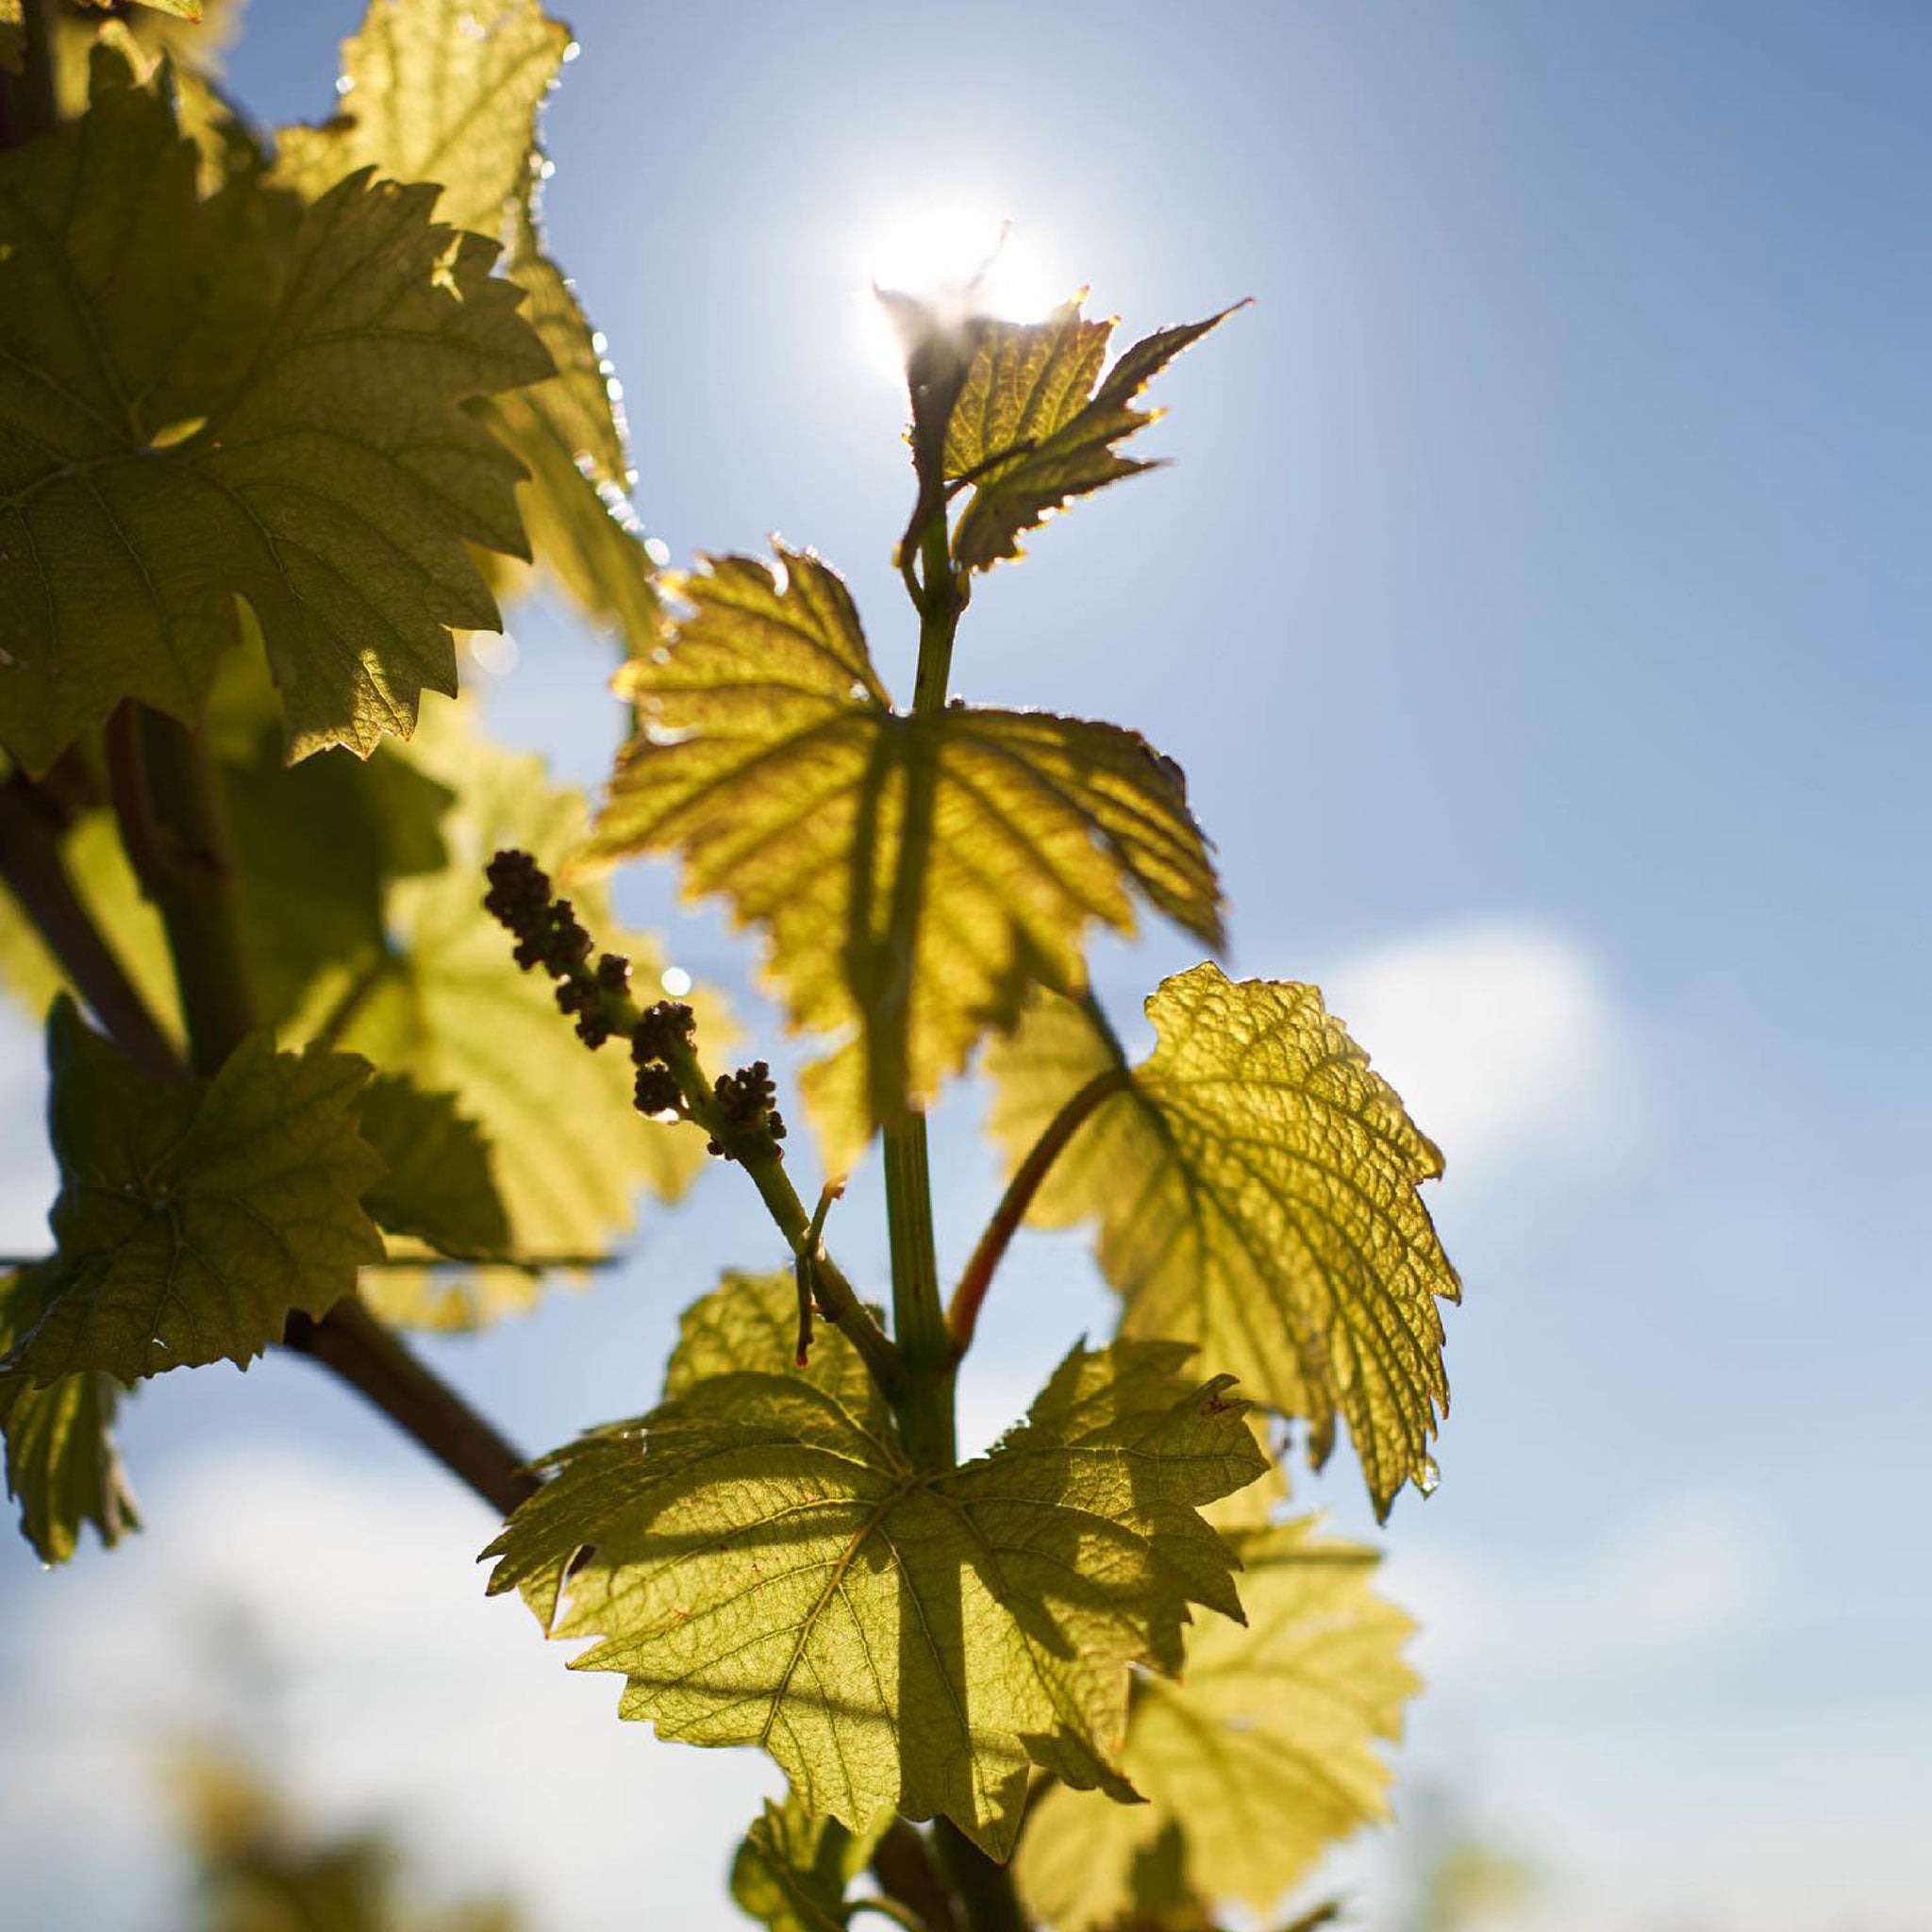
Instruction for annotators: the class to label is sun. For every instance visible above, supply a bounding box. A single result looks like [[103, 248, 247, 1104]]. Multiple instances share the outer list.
[[855, 204, 1067, 382]]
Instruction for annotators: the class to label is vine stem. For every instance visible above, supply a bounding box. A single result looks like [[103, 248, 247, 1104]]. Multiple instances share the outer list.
[[0, 773, 187, 1085], [880, 509, 1032, 1928], [946, 1066, 1129, 1358], [283, 1299, 539, 1515]]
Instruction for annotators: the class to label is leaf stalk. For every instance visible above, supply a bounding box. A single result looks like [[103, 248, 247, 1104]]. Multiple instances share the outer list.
[[947, 1064, 1130, 1358]]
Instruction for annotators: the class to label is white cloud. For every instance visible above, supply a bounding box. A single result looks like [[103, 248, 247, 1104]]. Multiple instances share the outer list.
[[1324, 920, 1646, 1190], [0, 1448, 777, 1931], [1386, 1485, 1788, 1687]]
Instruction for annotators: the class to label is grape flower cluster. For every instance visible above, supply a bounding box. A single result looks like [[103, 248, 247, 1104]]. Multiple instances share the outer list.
[[483, 849, 786, 1160]]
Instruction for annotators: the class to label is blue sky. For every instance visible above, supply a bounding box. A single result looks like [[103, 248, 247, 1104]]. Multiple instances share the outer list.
[[1, 4, 1927, 1928]]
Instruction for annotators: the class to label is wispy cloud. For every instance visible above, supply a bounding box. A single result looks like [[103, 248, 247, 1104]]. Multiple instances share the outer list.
[[1325, 919, 1648, 1191]]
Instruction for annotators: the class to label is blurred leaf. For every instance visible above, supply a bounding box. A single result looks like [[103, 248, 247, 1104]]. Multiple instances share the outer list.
[[0, 1268, 141, 1564], [0, 50, 548, 774], [942, 299, 1240, 572], [0, 998, 381, 1405], [357, 1071, 510, 1258], [487, 1272, 1265, 1857], [986, 967, 1458, 1518], [292, 705, 715, 1328], [1018, 1519, 1419, 1927], [175, 1747, 526, 1932], [588, 546, 1221, 1168], [730, 1787, 890, 1932]]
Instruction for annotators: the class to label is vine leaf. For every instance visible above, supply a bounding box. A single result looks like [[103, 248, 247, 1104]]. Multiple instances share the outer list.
[[985, 966, 1459, 1519], [0, 997, 383, 1407], [357, 1071, 510, 1260], [0, 1269, 142, 1565], [586, 546, 1222, 1168], [731, 1788, 891, 1932], [1016, 1519, 1420, 1929], [485, 1271, 1267, 1857], [0, 49, 550, 774], [275, 0, 570, 256], [942, 297, 1241, 573], [278, 0, 653, 647], [292, 706, 717, 1330]]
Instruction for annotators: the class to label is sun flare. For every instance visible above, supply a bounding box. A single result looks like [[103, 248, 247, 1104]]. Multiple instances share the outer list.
[[855, 204, 1067, 381]]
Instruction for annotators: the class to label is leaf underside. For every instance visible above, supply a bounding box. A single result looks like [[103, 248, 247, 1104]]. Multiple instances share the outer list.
[[986, 965, 1459, 1519], [277, 0, 655, 649], [730, 1787, 890, 1932], [1017, 1519, 1420, 1928], [485, 1272, 1267, 1857], [587, 545, 1223, 1168], [0, 50, 552, 773], [940, 296, 1240, 572]]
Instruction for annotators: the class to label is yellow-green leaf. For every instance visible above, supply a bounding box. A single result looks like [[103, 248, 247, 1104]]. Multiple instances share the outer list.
[[946, 300, 1239, 573], [985, 966, 1459, 1519], [485, 1272, 1266, 1857], [0, 1268, 142, 1565], [1018, 1519, 1419, 1929], [291, 706, 717, 1327], [587, 547, 1221, 1168], [275, 0, 567, 240], [730, 1789, 890, 1932], [0, 51, 549, 774], [0, 997, 383, 1402], [1, 0, 22, 75], [278, 0, 645, 640]]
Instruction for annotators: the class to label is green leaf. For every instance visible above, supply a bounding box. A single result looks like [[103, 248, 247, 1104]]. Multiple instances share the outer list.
[[485, 1271, 1267, 1857], [1017, 1519, 1419, 1929], [291, 705, 716, 1327], [0, 997, 383, 1401], [0, 50, 550, 773], [357, 1071, 510, 1258], [278, 0, 650, 642], [586, 546, 1222, 1168], [985, 966, 1459, 1519], [730, 1788, 890, 1932], [944, 299, 1240, 573], [0, 1268, 142, 1565], [1, 0, 22, 75]]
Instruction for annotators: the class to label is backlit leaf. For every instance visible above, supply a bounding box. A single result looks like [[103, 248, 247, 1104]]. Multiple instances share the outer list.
[[0, 1268, 141, 1565], [357, 1071, 510, 1259], [278, 0, 648, 642], [984, 966, 1459, 1518], [945, 300, 1239, 573], [291, 706, 716, 1327], [1017, 1520, 1419, 1928], [0, 997, 383, 1404], [275, 0, 568, 243], [730, 1788, 890, 1932], [485, 1271, 1266, 1857], [587, 546, 1222, 1167], [0, 51, 550, 773]]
